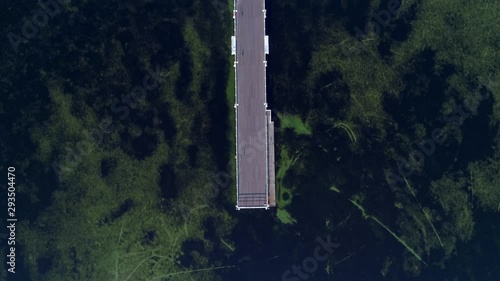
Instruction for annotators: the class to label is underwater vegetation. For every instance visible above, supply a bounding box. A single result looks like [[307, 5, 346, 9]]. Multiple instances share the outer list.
[[1, 0, 499, 280]]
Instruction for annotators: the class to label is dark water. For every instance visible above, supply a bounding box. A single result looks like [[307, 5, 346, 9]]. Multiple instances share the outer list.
[[2, 0, 499, 280], [236, 0, 498, 280]]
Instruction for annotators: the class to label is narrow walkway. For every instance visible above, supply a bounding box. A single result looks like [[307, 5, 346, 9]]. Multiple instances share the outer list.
[[232, 0, 275, 210]]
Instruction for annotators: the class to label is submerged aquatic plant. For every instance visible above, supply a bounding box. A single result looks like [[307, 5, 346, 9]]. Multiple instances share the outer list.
[[403, 178, 444, 249], [150, 265, 236, 280], [333, 122, 357, 143], [349, 198, 427, 265]]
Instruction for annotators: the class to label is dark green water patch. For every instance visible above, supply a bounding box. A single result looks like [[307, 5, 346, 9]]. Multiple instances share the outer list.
[[202, 216, 234, 262], [187, 145, 198, 167], [21, 161, 60, 221], [457, 98, 496, 166], [206, 51, 230, 171], [335, 0, 372, 37], [100, 158, 117, 177], [376, 1, 418, 58], [1, 76, 50, 165], [158, 164, 177, 200], [175, 52, 194, 102], [382, 48, 497, 181], [377, 38, 393, 58], [266, 0, 312, 115], [142, 230, 156, 246], [282, 192, 290, 201], [37, 256, 53, 275], [157, 103, 177, 143], [313, 70, 351, 118], [140, 1, 187, 19], [390, 1, 419, 42], [384, 49, 455, 134], [130, 131, 158, 160], [179, 239, 206, 267], [227, 212, 289, 281], [69, 247, 79, 274], [116, 29, 134, 48], [198, 78, 211, 100], [203, 217, 217, 242], [151, 22, 184, 66], [102, 198, 133, 225], [117, 110, 158, 159]]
